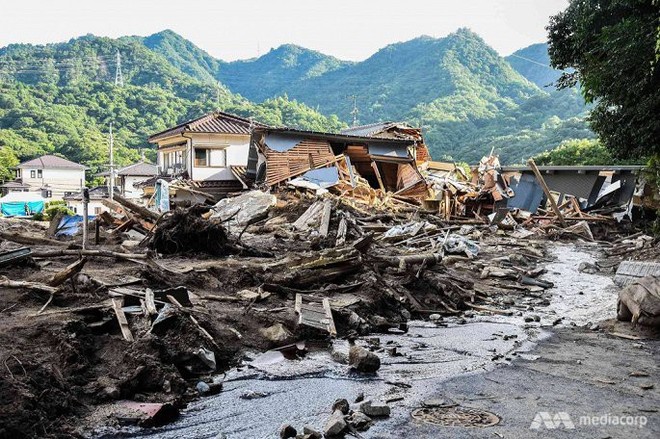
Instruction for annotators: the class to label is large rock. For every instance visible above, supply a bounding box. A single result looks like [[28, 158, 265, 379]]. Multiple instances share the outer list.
[[348, 345, 381, 373], [347, 410, 373, 431], [211, 191, 276, 228], [323, 410, 347, 437], [260, 323, 293, 345]]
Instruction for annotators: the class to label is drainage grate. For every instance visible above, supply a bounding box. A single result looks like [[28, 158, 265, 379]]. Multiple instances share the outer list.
[[412, 406, 500, 427]]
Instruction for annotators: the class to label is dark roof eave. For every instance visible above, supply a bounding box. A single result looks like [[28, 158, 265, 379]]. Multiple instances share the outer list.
[[254, 127, 414, 147]]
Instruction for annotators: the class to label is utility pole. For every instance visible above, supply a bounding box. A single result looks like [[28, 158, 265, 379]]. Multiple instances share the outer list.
[[82, 188, 89, 250], [114, 51, 124, 87], [108, 123, 115, 201], [349, 95, 359, 127]]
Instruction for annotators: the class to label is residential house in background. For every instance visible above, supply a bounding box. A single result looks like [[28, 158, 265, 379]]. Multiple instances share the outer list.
[[13, 155, 86, 200], [148, 111, 267, 197], [64, 186, 116, 216], [100, 162, 158, 199]]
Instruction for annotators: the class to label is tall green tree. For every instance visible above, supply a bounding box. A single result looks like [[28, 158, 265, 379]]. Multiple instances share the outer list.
[[547, 0, 660, 159]]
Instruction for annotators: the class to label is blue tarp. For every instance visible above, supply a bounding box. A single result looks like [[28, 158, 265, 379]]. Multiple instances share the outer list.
[[55, 215, 96, 237], [1, 200, 44, 216]]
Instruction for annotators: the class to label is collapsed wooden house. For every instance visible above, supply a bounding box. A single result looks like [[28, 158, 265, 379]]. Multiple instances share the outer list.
[[246, 127, 429, 200], [341, 122, 431, 164]]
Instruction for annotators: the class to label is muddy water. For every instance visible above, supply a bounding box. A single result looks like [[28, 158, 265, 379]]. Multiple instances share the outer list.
[[116, 243, 616, 439]]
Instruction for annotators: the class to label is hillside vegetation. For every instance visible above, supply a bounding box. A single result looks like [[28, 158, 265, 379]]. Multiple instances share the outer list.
[[0, 29, 595, 181]]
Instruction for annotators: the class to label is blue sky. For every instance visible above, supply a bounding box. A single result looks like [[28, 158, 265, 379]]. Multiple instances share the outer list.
[[0, 0, 568, 60]]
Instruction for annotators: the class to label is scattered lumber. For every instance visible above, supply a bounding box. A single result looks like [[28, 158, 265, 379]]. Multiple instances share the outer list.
[[0, 231, 66, 247], [31, 249, 147, 260], [0, 276, 58, 294], [113, 193, 160, 223]]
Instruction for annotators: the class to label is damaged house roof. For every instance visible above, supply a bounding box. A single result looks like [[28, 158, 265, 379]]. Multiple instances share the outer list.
[[341, 122, 422, 140], [148, 111, 268, 142]]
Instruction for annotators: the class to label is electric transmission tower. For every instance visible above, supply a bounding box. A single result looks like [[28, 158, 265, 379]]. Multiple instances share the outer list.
[[349, 95, 359, 127], [114, 51, 124, 87]]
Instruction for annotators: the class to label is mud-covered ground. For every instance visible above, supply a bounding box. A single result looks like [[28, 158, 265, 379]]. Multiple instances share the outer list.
[[0, 207, 656, 438]]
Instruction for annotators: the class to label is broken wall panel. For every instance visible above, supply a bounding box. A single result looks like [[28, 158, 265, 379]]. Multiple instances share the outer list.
[[262, 139, 336, 186]]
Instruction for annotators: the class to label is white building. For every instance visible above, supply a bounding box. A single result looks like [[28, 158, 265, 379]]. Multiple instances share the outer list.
[[101, 162, 158, 199], [148, 111, 265, 198], [15, 155, 86, 200], [63, 186, 114, 216]]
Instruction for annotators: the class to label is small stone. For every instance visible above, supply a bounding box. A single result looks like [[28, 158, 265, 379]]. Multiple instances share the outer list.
[[101, 386, 120, 400], [590, 324, 600, 331], [422, 398, 456, 408], [532, 315, 541, 322], [355, 392, 364, 403], [332, 398, 350, 415], [279, 424, 297, 439], [162, 380, 171, 393], [428, 313, 442, 321], [349, 346, 381, 373], [358, 399, 391, 417], [302, 426, 322, 439], [323, 410, 347, 436], [196, 381, 210, 395], [400, 309, 411, 320], [524, 316, 534, 323]]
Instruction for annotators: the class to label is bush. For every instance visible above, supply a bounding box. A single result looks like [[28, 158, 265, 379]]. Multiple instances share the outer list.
[[42, 203, 74, 221]]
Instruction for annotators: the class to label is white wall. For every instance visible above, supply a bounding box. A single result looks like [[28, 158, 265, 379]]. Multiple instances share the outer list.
[[155, 133, 251, 182], [67, 199, 108, 216], [20, 167, 85, 200], [123, 176, 149, 199]]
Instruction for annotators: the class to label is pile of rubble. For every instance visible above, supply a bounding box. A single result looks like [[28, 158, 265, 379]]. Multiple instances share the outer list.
[[0, 150, 655, 437]]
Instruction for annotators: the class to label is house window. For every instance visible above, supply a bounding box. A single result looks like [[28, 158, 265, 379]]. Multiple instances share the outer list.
[[30, 170, 36, 178], [194, 148, 208, 167], [37, 169, 43, 178], [209, 149, 227, 167]]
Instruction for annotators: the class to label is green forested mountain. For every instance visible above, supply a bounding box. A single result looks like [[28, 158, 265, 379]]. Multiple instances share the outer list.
[[0, 34, 344, 180], [506, 43, 563, 89], [0, 29, 594, 181], [207, 30, 593, 163]]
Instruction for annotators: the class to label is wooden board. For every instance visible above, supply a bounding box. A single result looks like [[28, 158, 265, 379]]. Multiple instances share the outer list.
[[111, 297, 134, 342], [294, 294, 337, 336]]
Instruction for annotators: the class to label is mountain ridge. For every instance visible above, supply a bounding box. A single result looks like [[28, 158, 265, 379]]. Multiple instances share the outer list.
[[0, 29, 592, 175]]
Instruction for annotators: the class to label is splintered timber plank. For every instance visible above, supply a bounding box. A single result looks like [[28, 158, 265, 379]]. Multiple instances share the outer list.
[[111, 297, 134, 342]]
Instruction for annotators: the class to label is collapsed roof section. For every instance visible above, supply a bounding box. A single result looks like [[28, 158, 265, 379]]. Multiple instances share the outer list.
[[247, 127, 429, 200]]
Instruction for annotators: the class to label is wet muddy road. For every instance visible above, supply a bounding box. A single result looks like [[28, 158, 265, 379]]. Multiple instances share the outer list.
[[105, 243, 659, 439]]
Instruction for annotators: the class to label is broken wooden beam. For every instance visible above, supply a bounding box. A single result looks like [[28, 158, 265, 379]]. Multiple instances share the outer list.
[[0, 231, 66, 247], [48, 257, 87, 287], [0, 276, 58, 294], [31, 249, 147, 260], [319, 200, 332, 238], [113, 193, 160, 223], [111, 297, 134, 342], [527, 158, 566, 227]]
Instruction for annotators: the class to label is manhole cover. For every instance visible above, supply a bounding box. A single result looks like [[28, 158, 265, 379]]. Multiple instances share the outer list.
[[412, 406, 500, 427]]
